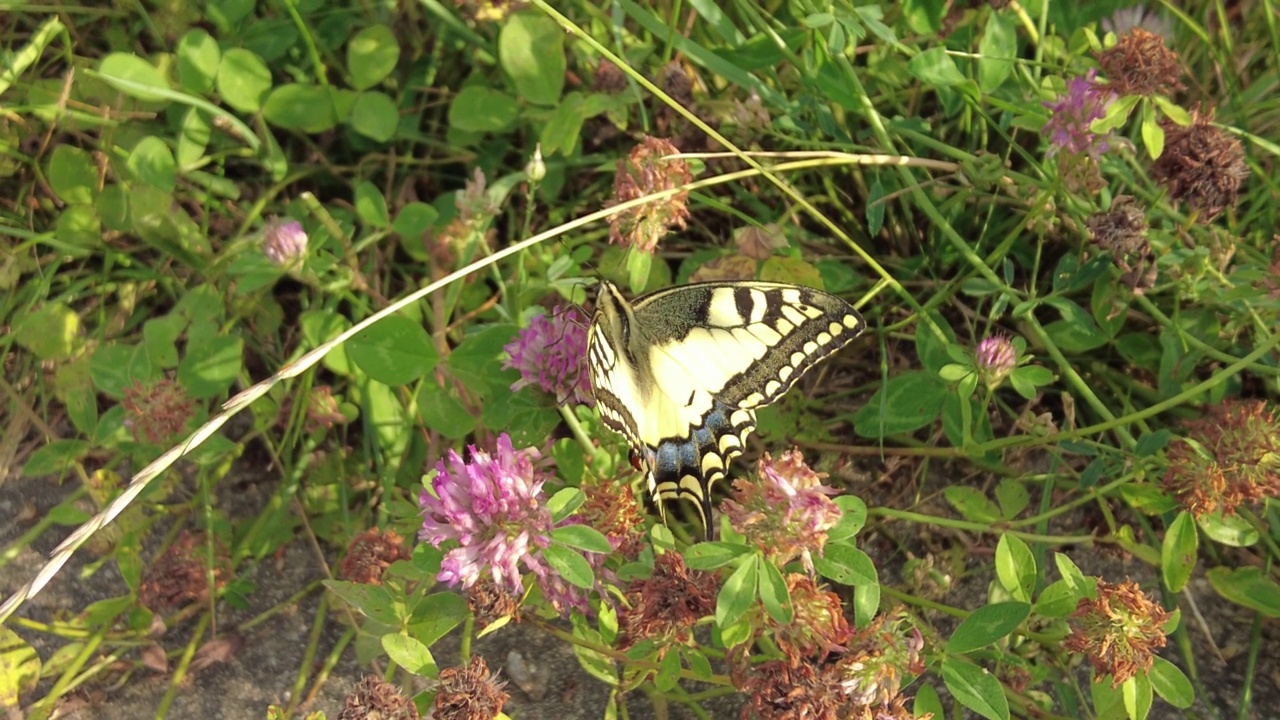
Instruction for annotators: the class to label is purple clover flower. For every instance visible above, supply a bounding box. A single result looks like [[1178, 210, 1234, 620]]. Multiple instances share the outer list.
[[503, 307, 594, 407], [262, 218, 308, 267], [418, 434, 593, 615], [975, 334, 1018, 389], [1043, 70, 1117, 159]]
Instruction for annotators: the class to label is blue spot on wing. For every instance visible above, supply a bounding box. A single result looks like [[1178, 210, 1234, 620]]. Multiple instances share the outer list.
[[646, 401, 749, 539]]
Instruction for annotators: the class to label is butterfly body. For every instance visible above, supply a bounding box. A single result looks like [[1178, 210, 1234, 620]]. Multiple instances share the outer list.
[[587, 280, 865, 537]]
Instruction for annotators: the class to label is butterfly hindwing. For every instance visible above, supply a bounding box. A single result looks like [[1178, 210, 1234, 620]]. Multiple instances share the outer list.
[[587, 280, 864, 538]]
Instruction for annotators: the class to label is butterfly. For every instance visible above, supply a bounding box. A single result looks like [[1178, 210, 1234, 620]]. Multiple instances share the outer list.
[[586, 280, 866, 538]]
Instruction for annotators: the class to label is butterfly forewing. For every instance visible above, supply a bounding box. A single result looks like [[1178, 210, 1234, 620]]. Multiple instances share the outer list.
[[587, 280, 865, 538]]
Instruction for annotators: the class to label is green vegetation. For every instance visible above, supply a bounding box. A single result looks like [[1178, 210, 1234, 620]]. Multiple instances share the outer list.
[[2, 1, 1277, 719]]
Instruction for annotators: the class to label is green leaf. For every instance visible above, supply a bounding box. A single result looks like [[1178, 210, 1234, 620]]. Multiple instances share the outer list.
[[546, 487, 585, 523], [540, 93, 586, 156], [143, 315, 184, 368], [347, 314, 438, 386], [977, 10, 1016, 92], [178, 107, 211, 167], [216, 48, 272, 113], [1152, 95, 1191, 126], [408, 592, 469, 647], [758, 558, 792, 624], [51, 205, 100, 256], [176, 29, 220, 94], [354, 180, 390, 228], [127, 136, 177, 192], [0, 624, 44, 707], [499, 12, 566, 105], [913, 683, 945, 720], [347, 24, 400, 91], [655, 644, 682, 691], [715, 556, 759, 628], [98, 52, 171, 102], [1044, 317, 1108, 353], [1033, 579, 1079, 618], [907, 47, 968, 86], [853, 370, 947, 437], [15, 302, 80, 360], [178, 334, 244, 398], [1124, 672, 1154, 720], [1148, 656, 1194, 708], [944, 486, 1000, 523], [1161, 511, 1198, 592], [994, 478, 1029, 519], [826, 495, 868, 543], [448, 86, 519, 133], [350, 91, 400, 142], [1196, 511, 1258, 547], [22, 439, 90, 478], [995, 534, 1036, 602], [381, 633, 436, 677], [941, 657, 1011, 720], [683, 647, 712, 681], [90, 343, 153, 397], [323, 580, 403, 625], [1134, 430, 1172, 457], [551, 525, 614, 554], [684, 542, 752, 569], [415, 384, 475, 439], [47, 145, 98, 205], [1206, 566, 1280, 616], [916, 311, 958, 373], [1141, 101, 1165, 160], [947, 601, 1030, 654], [812, 541, 877, 586], [264, 83, 342, 133], [543, 544, 595, 589], [1092, 94, 1140, 133]]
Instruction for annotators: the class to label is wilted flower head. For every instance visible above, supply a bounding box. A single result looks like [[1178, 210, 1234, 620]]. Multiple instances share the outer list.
[[1064, 578, 1172, 687], [617, 552, 718, 649], [280, 385, 348, 433], [1151, 111, 1250, 222], [262, 218, 308, 267], [456, 167, 500, 225], [1097, 27, 1185, 97], [721, 450, 842, 573], [419, 434, 597, 616], [466, 577, 522, 630], [975, 334, 1018, 390], [1043, 71, 1117, 160], [338, 528, 410, 586], [1102, 6, 1174, 40], [502, 307, 594, 407], [579, 476, 647, 559], [123, 378, 195, 445], [138, 532, 227, 612], [735, 657, 848, 720], [593, 61, 628, 93], [1088, 196, 1156, 293], [734, 223, 788, 260], [688, 255, 757, 282], [607, 136, 693, 254], [732, 609, 928, 720], [339, 676, 418, 720], [835, 610, 926, 708], [1162, 399, 1280, 517], [769, 575, 854, 663], [435, 656, 509, 720]]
